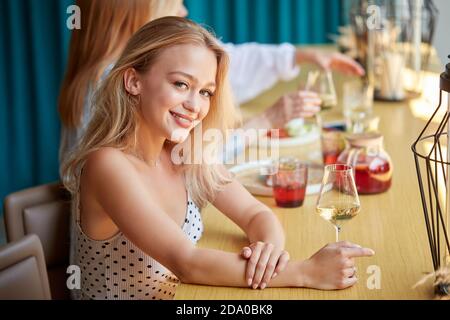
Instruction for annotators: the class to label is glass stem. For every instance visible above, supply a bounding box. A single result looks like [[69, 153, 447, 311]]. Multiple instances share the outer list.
[[335, 225, 341, 242]]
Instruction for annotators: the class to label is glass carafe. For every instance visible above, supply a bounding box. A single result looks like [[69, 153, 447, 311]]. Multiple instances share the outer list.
[[337, 133, 393, 194]]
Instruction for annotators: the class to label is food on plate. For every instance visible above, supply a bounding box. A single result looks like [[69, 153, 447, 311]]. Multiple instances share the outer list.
[[266, 118, 315, 139]]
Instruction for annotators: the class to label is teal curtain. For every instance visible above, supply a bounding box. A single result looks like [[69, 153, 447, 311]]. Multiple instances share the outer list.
[[185, 0, 343, 44], [0, 0, 342, 208], [0, 0, 72, 205]]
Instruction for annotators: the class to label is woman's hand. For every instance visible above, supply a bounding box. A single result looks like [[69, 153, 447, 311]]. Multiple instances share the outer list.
[[313, 51, 365, 76], [241, 242, 290, 289], [297, 49, 365, 76], [299, 241, 375, 290], [264, 91, 321, 128]]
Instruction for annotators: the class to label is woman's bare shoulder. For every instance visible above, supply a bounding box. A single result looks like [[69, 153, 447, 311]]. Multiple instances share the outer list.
[[82, 147, 137, 185]]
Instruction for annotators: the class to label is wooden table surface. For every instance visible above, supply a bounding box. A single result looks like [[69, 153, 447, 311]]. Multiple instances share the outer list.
[[175, 48, 444, 300]]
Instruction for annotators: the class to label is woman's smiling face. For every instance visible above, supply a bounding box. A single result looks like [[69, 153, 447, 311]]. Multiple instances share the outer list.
[[125, 44, 217, 143]]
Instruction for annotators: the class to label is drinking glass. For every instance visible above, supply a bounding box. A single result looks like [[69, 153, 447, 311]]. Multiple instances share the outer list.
[[305, 70, 338, 110], [343, 80, 374, 119], [272, 157, 308, 208], [316, 164, 360, 242], [345, 113, 380, 134]]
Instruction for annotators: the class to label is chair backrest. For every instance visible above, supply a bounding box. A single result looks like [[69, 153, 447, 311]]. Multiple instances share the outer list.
[[3, 182, 71, 299], [0, 234, 51, 299]]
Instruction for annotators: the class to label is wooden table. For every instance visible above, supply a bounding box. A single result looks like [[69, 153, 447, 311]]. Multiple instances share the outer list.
[[175, 48, 444, 300]]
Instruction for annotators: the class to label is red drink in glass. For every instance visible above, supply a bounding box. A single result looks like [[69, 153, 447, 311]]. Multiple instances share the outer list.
[[337, 133, 393, 195], [354, 162, 392, 194], [272, 158, 308, 208], [273, 183, 307, 208]]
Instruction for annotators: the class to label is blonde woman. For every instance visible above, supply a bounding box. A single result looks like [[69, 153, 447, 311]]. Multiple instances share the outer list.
[[58, 0, 363, 165], [62, 17, 374, 300]]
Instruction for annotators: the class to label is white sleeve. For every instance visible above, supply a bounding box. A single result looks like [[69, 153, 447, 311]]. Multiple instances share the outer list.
[[223, 42, 300, 105]]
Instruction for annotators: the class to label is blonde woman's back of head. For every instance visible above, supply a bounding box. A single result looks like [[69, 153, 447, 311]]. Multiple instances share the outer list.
[[58, 0, 184, 129]]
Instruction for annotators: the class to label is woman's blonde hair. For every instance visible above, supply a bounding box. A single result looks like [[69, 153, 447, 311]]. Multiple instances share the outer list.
[[58, 0, 184, 128], [62, 16, 239, 208]]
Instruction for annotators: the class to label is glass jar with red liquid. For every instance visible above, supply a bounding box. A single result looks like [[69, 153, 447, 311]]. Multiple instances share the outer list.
[[272, 157, 308, 208], [337, 133, 393, 194]]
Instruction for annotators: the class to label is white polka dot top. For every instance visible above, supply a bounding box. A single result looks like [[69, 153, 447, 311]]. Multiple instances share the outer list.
[[70, 191, 203, 300]]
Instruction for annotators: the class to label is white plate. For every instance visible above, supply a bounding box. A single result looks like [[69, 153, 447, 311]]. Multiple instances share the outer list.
[[229, 160, 323, 197]]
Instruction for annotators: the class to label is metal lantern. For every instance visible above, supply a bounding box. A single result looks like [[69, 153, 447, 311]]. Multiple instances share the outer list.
[[412, 56, 450, 276]]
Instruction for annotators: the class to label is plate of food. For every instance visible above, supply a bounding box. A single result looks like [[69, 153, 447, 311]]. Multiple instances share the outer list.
[[229, 159, 324, 197], [257, 118, 320, 147]]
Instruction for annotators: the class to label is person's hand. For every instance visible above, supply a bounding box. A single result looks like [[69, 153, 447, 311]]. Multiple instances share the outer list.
[[299, 241, 375, 290], [311, 51, 365, 76], [297, 49, 365, 76], [241, 242, 290, 289], [264, 91, 321, 129]]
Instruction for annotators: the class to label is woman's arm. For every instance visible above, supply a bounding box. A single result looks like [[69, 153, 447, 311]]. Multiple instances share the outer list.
[[211, 169, 291, 288], [222, 42, 300, 105], [295, 49, 365, 76], [183, 241, 374, 290], [212, 170, 285, 248], [223, 42, 363, 106], [179, 247, 303, 288]]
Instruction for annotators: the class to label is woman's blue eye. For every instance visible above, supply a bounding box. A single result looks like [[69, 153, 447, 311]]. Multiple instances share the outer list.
[[175, 81, 188, 89]]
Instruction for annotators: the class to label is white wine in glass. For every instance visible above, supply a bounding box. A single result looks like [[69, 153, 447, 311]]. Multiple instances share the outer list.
[[319, 93, 337, 110], [305, 70, 337, 110], [316, 164, 360, 242]]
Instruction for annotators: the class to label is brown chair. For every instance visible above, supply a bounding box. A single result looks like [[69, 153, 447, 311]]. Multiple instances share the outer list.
[[0, 234, 51, 299], [3, 182, 71, 299]]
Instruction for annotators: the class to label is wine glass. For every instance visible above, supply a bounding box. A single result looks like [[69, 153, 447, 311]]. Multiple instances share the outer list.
[[316, 164, 360, 242]]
